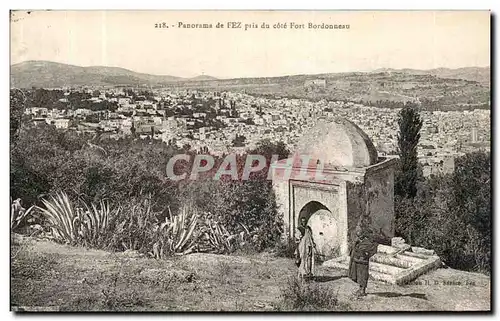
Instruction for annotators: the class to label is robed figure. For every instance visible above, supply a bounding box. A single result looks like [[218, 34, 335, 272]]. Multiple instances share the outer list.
[[295, 217, 316, 280], [349, 227, 390, 297]]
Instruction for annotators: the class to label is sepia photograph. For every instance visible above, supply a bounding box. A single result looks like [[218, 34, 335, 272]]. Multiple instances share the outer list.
[[9, 9, 491, 312]]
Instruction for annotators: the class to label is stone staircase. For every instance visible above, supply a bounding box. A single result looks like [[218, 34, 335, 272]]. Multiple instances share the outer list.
[[323, 238, 441, 285]]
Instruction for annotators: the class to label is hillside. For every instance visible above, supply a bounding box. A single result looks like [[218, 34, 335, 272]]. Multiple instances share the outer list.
[[190, 75, 219, 81], [10, 61, 217, 88], [373, 67, 490, 85], [10, 61, 490, 111], [11, 60, 490, 89], [11, 234, 490, 312]]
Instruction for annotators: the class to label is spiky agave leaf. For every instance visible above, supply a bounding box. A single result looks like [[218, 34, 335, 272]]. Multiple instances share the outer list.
[[60, 192, 78, 240], [176, 214, 199, 251], [172, 206, 196, 251], [39, 198, 66, 238], [207, 222, 219, 247], [171, 214, 179, 239], [83, 200, 113, 247], [37, 192, 78, 243], [239, 223, 250, 235], [10, 202, 35, 231]]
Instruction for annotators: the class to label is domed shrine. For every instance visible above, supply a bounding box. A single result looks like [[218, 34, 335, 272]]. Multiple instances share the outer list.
[[295, 117, 378, 168], [271, 117, 398, 260]]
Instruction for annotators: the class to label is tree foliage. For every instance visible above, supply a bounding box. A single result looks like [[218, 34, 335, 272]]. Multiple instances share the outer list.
[[395, 151, 491, 273], [11, 123, 289, 253], [10, 89, 27, 143], [395, 102, 423, 198]]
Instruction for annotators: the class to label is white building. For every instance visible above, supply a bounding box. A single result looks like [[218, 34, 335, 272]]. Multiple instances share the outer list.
[[53, 119, 70, 129]]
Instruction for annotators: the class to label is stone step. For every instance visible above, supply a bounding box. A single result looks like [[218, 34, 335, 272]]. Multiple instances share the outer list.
[[377, 244, 399, 255], [321, 248, 441, 285], [396, 253, 427, 263], [411, 246, 435, 256], [370, 253, 414, 269], [402, 250, 435, 260], [369, 270, 397, 284], [395, 255, 442, 285], [323, 257, 404, 275], [322, 259, 397, 284], [369, 261, 406, 275]]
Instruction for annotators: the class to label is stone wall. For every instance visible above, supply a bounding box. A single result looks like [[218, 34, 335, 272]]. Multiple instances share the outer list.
[[346, 181, 366, 252], [365, 165, 395, 238], [272, 178, 290, 241]]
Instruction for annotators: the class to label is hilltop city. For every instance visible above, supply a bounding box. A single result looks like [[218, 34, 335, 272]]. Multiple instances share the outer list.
[[20, 82, 490, 178]]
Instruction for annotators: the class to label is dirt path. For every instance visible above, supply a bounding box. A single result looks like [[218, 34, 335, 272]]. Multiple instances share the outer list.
[[10, 235, 490, 311]]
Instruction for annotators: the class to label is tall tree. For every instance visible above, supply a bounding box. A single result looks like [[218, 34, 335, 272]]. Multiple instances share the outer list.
[[10, 89, 28, 144], [395, 101, 423, 198], [450, 151, 491, 271]]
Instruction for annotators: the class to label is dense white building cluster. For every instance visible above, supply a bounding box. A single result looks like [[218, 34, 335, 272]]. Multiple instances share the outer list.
[[24, 87, 490, 176]]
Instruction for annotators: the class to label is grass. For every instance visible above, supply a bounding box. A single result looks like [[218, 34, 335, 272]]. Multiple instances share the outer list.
[[216, 261, 233, 284], [11, 236, 295, 311], [10, 235, 491, 312], [274, 239, 297, 258], [275, 276, 349, 311], [11, 250, 59, 281], [61, 271, 147, 311], [253, 259, 273, 280]]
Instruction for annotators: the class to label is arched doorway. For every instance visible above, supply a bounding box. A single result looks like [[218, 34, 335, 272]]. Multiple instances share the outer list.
[[298, 201, 340, 260], [298, 201, 328, 223]]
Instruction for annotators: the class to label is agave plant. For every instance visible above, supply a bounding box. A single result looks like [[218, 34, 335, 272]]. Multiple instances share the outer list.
[[79, 200, 121, 248], [37, 192, 82, 244], [198, 216, 253, 254], [37, 192, 124, 248], [113, 198, 158, 252], [204, 220, 236, 253], [152, 205, 200, 258], [10, 198, 35, 231]]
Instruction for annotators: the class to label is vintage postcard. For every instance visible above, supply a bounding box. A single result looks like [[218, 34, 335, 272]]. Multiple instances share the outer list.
[[10, 10, 491, 312]]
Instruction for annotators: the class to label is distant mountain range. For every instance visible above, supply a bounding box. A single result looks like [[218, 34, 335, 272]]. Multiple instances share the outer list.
[[10, 61, 218, 88], [371, 67, 490, 85], [10, 60, 489, 88]]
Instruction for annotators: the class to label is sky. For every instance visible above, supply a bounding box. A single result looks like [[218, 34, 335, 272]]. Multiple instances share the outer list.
[[10, 10, 491, 79]]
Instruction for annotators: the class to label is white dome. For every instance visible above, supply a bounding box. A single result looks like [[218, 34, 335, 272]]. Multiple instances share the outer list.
[[295, 117, 378, 168]]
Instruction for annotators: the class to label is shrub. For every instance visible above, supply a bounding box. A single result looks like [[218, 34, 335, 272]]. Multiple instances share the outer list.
[[80, 200, 121, 248], [12, 124, 286, 255], [11, 198, 35, 232], [151, 205, 200, 258], [35, 190, 254, 257], [108, 197, 160, 253], [395, 151, 491, 273], [274, 239, 297, 258], [37, 192, 82, 244], [276, 276, 348, 311], [198, 214, 253, 254], [11, 125, 179, 216], [36, 191, 120, 248], [179, 179, 282, 252]]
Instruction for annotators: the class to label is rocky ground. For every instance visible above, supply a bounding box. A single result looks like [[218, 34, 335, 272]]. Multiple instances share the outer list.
[[10, 234, 491, 312]]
